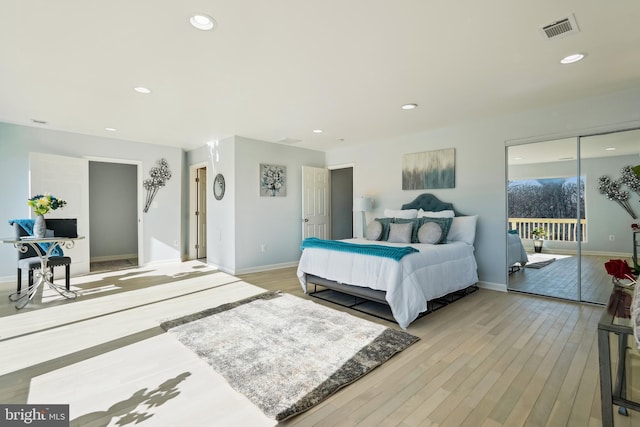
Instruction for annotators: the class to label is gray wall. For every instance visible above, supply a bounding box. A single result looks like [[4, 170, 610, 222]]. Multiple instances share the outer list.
[[186, 136, 325, 274], [89, 161, 138, 260], [325, 87, 640, 291], [0, 122, 183, 280]]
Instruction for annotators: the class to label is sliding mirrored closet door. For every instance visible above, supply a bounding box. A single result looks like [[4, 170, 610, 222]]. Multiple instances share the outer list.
[[508, 128, 640, 304], [579, 129, 640, 305], [507, 138, 581, 301]]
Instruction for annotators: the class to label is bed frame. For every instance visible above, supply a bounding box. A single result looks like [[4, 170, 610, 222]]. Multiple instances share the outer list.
[[304, 193, 478, 324]]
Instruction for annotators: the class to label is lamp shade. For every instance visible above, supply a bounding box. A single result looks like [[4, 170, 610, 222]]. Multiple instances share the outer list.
[[353, 196, 372, 212]]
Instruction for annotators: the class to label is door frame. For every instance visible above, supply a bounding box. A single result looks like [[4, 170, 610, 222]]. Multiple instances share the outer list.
[[189, 162, 208, 260], [85, 156, 144, 266]]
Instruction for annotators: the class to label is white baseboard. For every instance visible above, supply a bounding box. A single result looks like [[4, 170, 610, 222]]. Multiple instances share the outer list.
[[233, 261, 299, 276], [534, 248, 632, 258], [90, 254, 138, 263], [478, 281, 508, 293]]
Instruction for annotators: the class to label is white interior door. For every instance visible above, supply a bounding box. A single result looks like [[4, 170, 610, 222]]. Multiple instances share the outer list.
[[302, 166, 329, 239], [29, 152, 90, 275]]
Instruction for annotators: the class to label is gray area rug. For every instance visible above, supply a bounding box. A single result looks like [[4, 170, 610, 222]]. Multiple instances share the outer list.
[[525, 258, 556, 269], [161, 290, 419, 421]]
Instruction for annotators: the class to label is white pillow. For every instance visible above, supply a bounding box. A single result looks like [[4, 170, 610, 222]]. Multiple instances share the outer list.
[[447, 215, 478, 245], [365, 220, 382, 240], [417, 209, 455, 218], [383, 208, 418, 219], [387, 222, 413, 243], [418, 222, 443, 244]]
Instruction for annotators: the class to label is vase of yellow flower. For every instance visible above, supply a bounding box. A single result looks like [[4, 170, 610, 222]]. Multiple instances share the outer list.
[[27, 194, 67, 238]]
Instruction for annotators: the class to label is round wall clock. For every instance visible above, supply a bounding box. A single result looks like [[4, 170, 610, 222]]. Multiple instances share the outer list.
[[213, 173, 225, 200]]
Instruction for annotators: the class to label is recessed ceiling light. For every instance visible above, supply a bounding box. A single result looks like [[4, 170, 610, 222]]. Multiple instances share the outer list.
[[313, 129, 323, 134], [105, 127, 117, 132], [605, 147, 616, 151], [190, 14, 216, 31], [134, 86, 151, 94], [514, 157, 523, 160], [560, 53, 585, 64], [401, 103, 418, 110]]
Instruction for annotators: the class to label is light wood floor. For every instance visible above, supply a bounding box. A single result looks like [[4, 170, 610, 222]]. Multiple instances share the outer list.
[[0, 262, 635, 426], [508, 253, 622, 304]]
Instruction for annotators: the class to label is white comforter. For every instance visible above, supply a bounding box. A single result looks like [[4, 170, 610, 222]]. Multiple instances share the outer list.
[[507, 233, 528, 268], [297, 238, 478, 329]]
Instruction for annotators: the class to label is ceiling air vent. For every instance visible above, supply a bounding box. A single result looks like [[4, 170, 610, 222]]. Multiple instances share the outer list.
[[540, 14, 580, 39]]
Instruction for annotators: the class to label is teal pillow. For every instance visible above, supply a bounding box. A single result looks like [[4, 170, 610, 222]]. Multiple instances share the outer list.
[[374, 218, 394, 241], [418, 217, 453, 243]]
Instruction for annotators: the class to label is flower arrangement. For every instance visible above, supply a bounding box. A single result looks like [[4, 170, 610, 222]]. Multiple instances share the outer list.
[[143, 158, 172, 213], [27, 193, 67, 215]]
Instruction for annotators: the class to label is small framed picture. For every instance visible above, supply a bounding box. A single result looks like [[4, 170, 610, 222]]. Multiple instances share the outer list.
[[260, 164, 287, 197]]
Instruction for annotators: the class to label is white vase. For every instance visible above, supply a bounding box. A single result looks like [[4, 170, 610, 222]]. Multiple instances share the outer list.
[[33, 214, 46, 238]]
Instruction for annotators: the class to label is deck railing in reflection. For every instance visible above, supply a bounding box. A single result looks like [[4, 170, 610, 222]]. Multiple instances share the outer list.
[[508, 218, 587, 242]]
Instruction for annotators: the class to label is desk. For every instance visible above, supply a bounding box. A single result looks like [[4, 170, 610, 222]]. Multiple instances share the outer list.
[[598, 286, 640, 426], [2, 236, 84, 309]]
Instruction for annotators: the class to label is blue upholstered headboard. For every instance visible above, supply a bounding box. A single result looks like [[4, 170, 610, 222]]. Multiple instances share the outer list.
[[400, 193, 464, 216]]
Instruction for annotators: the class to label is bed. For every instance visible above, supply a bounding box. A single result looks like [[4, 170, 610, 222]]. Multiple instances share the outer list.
[[297, 194, 479, 329], [507, 232, 528, 273]]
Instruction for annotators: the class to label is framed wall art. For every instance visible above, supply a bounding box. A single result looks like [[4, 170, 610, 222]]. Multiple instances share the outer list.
[[260, 163, 287, 197], [402, 148, 455, 190]]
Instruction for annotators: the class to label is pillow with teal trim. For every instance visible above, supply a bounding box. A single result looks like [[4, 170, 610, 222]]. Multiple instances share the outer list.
[[374, 217, 394, 241], [393, 218, 422, 243], [418, 217, 453, 243], [387, 222, 413, 243], [418, 221, 443, 244]]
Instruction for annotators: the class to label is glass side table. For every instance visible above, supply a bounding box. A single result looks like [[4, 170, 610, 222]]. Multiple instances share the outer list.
[[598, 285, 640, 426], [632, 230, 639, 274]]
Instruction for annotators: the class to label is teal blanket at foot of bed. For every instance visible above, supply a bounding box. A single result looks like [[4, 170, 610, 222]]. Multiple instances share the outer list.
[[300, 237, 418, 261]]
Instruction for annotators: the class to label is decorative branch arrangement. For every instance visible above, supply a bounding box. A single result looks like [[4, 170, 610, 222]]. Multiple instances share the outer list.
[[620, 165, 640, 199], [143, 158, 172, 213], [598, 172, 637, 219]]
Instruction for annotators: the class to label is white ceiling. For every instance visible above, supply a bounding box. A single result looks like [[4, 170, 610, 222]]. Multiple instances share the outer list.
[[2, 1, 640, 152], [508, 129, 640, 165]]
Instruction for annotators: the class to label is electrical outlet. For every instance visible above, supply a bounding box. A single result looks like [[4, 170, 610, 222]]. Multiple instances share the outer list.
[[609, 235, 615, 241], [261, 243, 267, 252], [173, 240, 179, 247]]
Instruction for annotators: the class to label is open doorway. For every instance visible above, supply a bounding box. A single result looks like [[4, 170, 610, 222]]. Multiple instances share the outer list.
[[330, 166, 353, 239], [189, 164, 208, 260], [88, 161, 140, 272]]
